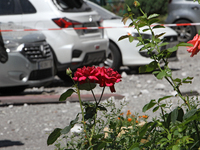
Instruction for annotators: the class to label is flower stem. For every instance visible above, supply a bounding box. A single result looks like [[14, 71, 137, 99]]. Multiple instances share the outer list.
[[97, 87, 105, 105], [76, 87, 92, 148]]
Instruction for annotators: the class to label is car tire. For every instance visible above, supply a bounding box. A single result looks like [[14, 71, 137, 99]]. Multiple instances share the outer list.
[[172, 20, 196, 42], [103, 42, 121, 71]]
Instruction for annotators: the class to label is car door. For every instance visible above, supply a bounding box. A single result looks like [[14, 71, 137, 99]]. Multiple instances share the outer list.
[[188, 0, 200, 23], [0, 0, 22, 37]]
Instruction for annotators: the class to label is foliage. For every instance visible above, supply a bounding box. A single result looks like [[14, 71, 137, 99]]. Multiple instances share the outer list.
[[47, 1, 200, 150], [124, 0, 168, 17]]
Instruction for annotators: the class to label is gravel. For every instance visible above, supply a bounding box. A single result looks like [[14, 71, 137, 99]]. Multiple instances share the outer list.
[[1, 47, 200, 150]]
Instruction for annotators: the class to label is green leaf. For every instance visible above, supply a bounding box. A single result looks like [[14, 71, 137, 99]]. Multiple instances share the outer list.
[[156, 71, 166, 79], [143, 99, 156, 112], [78, 82, 96, 91], [148, 18, 159, 25], [167, 46, 178, 52], [128, 143, 139, 150], [153, 106, 159, 112], [152, 25, 165, 29], [171, 107, 178, 124], [129, 22, 134, 27], [129, 35, 134, 42], [159, 42, 169, 47], [173, 78, 181, 83], [167, 134, 171, 140], [177, 42, 193, 47], [155, 32, 166, 38], [182, 77, 193, 84], [47, 128, 62, 145], [139, 61, 158, 73], [172, 145, 180, 150], [160, 104, 166, 107], [137, 36, 143, 42], [158, 95, 173, 103], [142, 28, 149, 32], [59, 89, 75, 101], [61, 115, 79, 134], [97, 142, 106, 150], [139, 122, 154, 137], [118, 35, 129, 41], [136, 41, 143, 47], [137, 21, 147, 28], [183, 109, 197, 120], [148, 13, 159, 19], [85, 106, 96, 120], [177, 107, 184, 122], [97, 105, 107, 111], [139, 65, 147, 73]]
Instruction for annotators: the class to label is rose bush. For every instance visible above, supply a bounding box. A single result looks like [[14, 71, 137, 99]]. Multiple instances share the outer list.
[[47, 1, 200, 149]]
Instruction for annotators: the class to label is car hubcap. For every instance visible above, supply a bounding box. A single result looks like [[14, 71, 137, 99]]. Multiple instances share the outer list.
[[174, 26, 192, 42]]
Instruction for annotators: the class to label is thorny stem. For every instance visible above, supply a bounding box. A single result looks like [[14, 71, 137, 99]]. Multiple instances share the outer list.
[[98, 87, 105, 105], [76, 87, 92, 148], [160, 106, 166, 124], [90, 86, 105, 143]]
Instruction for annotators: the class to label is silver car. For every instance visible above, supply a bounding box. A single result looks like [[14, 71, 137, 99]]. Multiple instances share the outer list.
[[166, 0, 200, 42], [0, 23, 54, 94]]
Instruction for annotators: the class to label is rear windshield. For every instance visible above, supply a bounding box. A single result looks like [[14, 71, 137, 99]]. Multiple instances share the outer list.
[[54, 0, 92, 12]]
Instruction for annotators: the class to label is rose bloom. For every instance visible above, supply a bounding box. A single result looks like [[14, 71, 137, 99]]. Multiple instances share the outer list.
[[187, 34, 200, 57], [73, 66, 99, 84], [96, 67, 122, 93]]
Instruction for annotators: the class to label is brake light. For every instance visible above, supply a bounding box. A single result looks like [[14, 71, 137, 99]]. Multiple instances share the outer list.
[[52, 18, 81, 28]]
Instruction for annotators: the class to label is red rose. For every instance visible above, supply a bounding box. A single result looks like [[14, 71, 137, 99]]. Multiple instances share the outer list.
[[73, 66, 122, 93], [72, 66, 99, 84], [187, 34, 200, 57], [96, 67, 122, 93]]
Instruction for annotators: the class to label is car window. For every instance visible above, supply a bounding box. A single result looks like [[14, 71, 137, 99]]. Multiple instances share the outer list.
[[0, 0, 16, 15], [54, 0, 92, 12], [86, 1, 120, 20], [19, 0, 36, 14]]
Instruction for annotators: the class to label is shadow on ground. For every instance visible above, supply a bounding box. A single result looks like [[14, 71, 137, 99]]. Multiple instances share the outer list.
[[0, 140, 24, 148]]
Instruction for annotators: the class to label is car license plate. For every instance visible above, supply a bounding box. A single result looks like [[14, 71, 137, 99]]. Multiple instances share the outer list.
[[38, 60, 52, 69]]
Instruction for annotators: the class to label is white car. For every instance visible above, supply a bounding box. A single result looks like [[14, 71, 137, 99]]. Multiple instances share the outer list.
[[86, 0, 179, 71], [0, 0, 109, 81]]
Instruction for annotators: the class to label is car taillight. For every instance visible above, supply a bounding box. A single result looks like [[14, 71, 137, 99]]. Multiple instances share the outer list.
[[52, 18, 81, 28]]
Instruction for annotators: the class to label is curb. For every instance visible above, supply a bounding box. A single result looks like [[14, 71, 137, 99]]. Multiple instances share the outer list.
[[0, 94, 124, 106]]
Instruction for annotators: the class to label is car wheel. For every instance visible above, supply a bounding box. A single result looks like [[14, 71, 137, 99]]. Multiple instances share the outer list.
[[0, 86, 26, 95], [172, 20, 196, 42], [103, 42, 121, 71]]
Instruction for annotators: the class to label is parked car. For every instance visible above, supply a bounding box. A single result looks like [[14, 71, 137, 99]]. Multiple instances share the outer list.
[[86, 0, 179, 71], [165, 0, 199, 42], [0, 23, 54, 94], [0, 0, 109, 81]]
